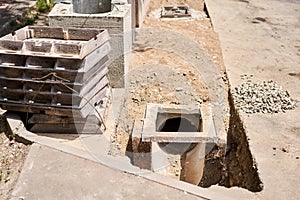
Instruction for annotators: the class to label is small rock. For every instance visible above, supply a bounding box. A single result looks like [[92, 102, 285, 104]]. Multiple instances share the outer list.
[[175, 87, 183, 92], [196, 99, 203, 104]]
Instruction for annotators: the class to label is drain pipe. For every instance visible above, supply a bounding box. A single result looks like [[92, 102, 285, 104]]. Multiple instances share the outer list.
[[180, 143, 206, 185]]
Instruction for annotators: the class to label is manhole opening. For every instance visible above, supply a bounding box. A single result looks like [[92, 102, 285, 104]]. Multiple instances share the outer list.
[[155, 113, 202, 155], [158, 117, 198, 132], [156, 112, 202, 132]]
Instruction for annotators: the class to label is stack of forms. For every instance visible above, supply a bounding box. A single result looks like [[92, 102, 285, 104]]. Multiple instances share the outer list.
[[0, 26, 111, 133]]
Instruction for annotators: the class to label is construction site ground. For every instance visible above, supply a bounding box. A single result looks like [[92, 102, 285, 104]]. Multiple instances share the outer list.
[[0, 0, 299, 199]]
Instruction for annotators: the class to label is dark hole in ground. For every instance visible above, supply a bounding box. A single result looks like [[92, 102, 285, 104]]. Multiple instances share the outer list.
[[158, 117, 198, 132], [158, 117, 198, 155], [158, 142, 197, 155]]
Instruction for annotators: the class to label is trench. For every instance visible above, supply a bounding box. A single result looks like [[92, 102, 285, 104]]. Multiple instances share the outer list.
[[199, 90, 263, 192]]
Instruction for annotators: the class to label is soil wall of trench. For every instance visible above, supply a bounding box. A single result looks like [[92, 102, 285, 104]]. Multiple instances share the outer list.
[[200, 90, 263, 192]]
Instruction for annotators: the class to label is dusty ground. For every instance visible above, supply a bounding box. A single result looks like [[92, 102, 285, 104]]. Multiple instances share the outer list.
[[0, 111, 30, 200]]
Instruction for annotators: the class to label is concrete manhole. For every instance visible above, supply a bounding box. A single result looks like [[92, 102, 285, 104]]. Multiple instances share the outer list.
[[139, 104, 215, 185], [142, 103, 215, 143], [157, 116, 199, 155]]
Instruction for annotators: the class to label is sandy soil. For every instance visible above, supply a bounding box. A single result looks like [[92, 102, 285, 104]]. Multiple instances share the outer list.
[[112, 0, 227, 157], [0, 111, 30, 200]]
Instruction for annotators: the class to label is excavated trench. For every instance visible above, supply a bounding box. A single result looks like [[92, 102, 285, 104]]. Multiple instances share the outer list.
[[197, 90, 263, 192]]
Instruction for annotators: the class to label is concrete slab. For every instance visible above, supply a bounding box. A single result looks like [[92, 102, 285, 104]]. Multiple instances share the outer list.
[[205, 0, 300, 198], [11, 143, 206, 200], [142, 103, 216, 143]]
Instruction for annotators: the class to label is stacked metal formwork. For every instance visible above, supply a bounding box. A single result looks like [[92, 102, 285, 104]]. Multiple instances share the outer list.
[[0, 26, 111, 133]]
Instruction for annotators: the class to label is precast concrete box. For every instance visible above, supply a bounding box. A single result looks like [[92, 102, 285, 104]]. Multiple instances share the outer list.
[[49, 2, 133, 87], [0, 26, 111, 133], [141, 104, 217, 185]]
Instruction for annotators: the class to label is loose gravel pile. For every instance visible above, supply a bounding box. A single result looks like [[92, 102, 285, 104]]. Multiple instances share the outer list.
[[232, 80, 296, 114]]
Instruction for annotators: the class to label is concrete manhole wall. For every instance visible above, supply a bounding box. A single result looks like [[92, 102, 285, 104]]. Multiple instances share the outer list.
[[156, 112, 202, 132]]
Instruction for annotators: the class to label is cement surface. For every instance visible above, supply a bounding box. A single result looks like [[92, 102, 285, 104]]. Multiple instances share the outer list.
[[11, 143, 205, 200], [206, 0, 300, 199]]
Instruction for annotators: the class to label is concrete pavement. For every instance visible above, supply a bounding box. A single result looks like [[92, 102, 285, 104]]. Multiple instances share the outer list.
[[11, 144, 205, 200]]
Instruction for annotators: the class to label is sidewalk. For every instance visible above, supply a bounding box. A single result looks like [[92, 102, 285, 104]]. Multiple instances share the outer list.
[[11, 144, 205, 200]]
